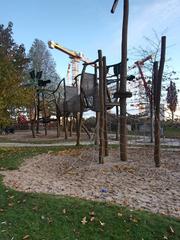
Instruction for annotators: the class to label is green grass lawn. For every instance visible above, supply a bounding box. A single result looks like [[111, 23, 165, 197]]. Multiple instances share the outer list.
[[164, 127, 180, 139], [0, 147, 180, 240], [0, 146, 85, 170]]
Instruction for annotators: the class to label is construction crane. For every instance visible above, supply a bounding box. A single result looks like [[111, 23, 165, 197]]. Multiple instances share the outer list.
[[128, 55, 153, 100], [48, 41, 92, 85]]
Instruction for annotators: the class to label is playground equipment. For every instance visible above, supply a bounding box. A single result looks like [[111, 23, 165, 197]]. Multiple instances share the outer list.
[[46, 1, 166, 167]]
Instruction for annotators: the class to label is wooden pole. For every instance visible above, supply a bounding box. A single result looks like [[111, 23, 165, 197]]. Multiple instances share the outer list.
[[103, 56, 109, 156], [154, 36, 166, 167], [76, 112, 83, 146], [56, 105, 61, 138], [94, 63, 99, 146], [98, 50, 105, 164], [116, 76, 120, 140], [119, 0, 129, 161], [63, 78, 68, 140], [76, 65, 86, 146], [69, 116, 73, 137], [95, 112, 100, 145]]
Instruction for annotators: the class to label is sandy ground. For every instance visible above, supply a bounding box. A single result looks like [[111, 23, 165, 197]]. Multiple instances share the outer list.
[[1, 147, 180, 218]]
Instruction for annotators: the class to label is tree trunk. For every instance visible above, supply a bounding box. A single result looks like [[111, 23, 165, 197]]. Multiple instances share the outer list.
[[31, 120, 36, 138], [42, 92, 47, 136], [30, 106, 36, 138], [36, 91, 40, 134]]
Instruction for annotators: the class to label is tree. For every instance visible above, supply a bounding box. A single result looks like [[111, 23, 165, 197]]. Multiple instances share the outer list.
[[130, 30, 178, 142], [27, 39, 61, 134], [0, 22, 30, 126], [166, 80, 178, 121], [28, 39, 60, 85]]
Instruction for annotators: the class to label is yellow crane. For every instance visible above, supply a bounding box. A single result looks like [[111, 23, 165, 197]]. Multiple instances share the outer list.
[[48, 41, 92, 85]]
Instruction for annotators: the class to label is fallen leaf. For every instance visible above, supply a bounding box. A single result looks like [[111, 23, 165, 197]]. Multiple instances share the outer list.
[[99, 220, 105, 226], [62, 209, 66, 214], [132, 218, 138, 223], [32, 206, 38, 211], [163, 236, 168, 240], [117, 212, 123, 217], [81, 217, 87, 225], [23, 235, 30, 240], [8, 195, 14, 199], [48, 151, 53, 154], [47, 217, 53, 224], [90, 217, 95, 222], [169, 226, 175, 234], [8, 203, 14, 207], [1, 221, 7, 225]]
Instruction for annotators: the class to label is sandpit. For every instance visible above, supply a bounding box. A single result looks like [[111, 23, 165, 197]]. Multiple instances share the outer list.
[[1, 147, 180, 218]]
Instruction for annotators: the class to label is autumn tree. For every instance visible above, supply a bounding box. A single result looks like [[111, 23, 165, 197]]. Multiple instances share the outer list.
[[0, 22, 30, 127], [166, 80, 178, 121]]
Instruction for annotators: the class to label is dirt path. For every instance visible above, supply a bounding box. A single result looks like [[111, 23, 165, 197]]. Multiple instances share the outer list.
[[1, 147, 180, 218]]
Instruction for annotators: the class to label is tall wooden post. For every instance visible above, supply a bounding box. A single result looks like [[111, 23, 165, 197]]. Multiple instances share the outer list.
[[116, 76, 120, 140], [69, 116, 73, 137], [76, 112, 83, 146], [63, 78, 68, 140], [119, 0, 129, 161], [154, 36, 166, 167], [94, 63, 100, 146], [98, 50, 105, 164], [153, 61, 159, 162], [103, 56, 109, 156], [56, 107, 61, 138]]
